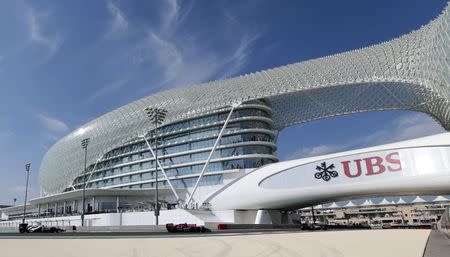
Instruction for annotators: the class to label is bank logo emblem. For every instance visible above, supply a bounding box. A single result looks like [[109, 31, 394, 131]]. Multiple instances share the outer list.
[[314, 162, 338, 181]]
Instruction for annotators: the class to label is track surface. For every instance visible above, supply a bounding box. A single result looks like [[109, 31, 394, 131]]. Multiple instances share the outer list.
[[0, 228, 306, 239], [423, 230, 450, 257], [0, 230, 434, 257]]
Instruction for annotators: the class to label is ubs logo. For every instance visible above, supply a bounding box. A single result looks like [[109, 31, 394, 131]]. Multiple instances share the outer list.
[[313, 152, 402, 182], [314, 162, 338, 181]]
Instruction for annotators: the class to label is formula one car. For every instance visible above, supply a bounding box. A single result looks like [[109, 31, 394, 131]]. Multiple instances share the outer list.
[[166, 223, 210, 233], [24, 223, 65, 233]]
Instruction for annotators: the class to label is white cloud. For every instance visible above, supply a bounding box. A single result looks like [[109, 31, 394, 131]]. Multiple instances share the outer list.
[[37, 113, 68, 132], [355, 112, 444, 146], [26, 6, 62, 58], [289, 112, 445, 159], [105, 0, 128, 38], [161, 0, 180, 32], [148, 32, 183, 83], [89, 78, 129, 102], [142, 29, 259, 89], [220, 32, 261, 79], [103, 1, 261, 95], [133, 5, 260, 89]]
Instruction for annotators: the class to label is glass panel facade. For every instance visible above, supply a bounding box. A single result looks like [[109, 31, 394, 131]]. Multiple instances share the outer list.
[[69, 103, 277, 190]]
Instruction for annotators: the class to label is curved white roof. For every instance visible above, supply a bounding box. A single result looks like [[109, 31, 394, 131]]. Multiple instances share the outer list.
[[208, 132, 450, 210], [39, 4, 450, 194]]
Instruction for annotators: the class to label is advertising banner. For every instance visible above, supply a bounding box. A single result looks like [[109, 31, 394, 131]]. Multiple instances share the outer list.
[[260, 146, 450, 189]]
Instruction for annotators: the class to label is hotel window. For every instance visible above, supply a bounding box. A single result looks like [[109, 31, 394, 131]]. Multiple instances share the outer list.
[[122, 176, 130, 183], [142, 172, 151, 180]]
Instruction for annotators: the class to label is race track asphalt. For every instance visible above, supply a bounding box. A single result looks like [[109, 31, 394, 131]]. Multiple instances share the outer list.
[[0, 229, 434, 257]]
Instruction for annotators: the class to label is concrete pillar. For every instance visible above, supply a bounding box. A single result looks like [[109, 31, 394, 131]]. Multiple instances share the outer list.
[[37, 204, 41, 218], [116, 196, 120, 213], [254, 210, 273, 224], [54, 203, 57, 216], [63, 202, 66, 214], [268, 210, 282, 225], [255, 210, 263, 224], [281, 211, 289, 224]]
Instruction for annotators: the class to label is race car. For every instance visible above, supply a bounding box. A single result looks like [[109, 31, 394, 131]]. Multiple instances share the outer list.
[[23, 223, 65, 233], [166, 223, 210, 233]]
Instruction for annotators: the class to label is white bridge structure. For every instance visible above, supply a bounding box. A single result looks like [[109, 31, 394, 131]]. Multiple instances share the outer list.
[[208, 133, 450, 211], [1, 3, 448, 226]]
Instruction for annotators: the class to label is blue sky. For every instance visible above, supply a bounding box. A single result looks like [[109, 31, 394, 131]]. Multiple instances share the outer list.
[[0, 0, 447, 204]]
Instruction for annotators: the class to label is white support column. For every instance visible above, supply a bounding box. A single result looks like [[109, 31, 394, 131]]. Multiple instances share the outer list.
[[186, 103, 240, 206], [142, 136, 180, 201], [66, 157, 101, 191], [116, 196, 120, 213], [63, 202, 66, 215], [83, 157, 102, 189]]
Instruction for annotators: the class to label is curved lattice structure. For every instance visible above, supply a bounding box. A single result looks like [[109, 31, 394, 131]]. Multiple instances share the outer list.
[[68, 100, 278, 205], [40, 4, 450, 195]]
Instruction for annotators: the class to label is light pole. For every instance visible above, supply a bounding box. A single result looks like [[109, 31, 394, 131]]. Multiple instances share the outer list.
[[144, 107, 167, 226], [22, 163, 31, 224], [311, 206, 316, 224], [81, 137, 90, 227]]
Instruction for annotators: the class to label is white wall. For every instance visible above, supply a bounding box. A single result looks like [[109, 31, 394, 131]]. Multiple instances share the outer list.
[[0, 209, 211, 227]]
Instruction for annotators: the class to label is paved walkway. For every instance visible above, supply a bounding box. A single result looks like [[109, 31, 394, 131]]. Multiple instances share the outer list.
[[423, 230, 450, 257], [0, 230, 431, 257]]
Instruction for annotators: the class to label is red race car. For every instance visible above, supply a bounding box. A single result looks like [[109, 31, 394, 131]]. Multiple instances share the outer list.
[[166, 223, 210, 233]]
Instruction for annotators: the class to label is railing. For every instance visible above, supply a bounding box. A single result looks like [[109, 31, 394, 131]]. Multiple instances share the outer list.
[[0, 216, 103, 229], [0, 219, 74, 229]]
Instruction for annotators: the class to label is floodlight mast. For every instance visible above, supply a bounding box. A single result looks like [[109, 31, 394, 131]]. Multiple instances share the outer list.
[[22, 163, 31, 224], [81, 138, 90, 227], [144, 107, 167, 226]]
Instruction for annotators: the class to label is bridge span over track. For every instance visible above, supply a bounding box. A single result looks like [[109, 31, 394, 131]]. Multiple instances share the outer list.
[[209, 133, 450, 210]]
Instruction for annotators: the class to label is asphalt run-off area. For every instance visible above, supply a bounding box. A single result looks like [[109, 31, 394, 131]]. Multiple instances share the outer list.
[[0, 229, 448, 257]]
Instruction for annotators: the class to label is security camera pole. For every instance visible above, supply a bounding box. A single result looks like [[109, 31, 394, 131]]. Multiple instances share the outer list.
[[81, 138, 90, 226], [144, 107, 167, 226]]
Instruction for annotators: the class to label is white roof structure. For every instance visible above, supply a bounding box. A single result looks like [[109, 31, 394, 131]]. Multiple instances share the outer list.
[[434, 195, 450, 202], [344, 201, 356, 208], [395, 197, 407, 204], [413, 196, 427, 203], [39, 4, 450, 194], [209, 132, 450, 210], [378, 198, 394, 205], [327, 202, 340, 209], [360, 199, 373, 206]]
